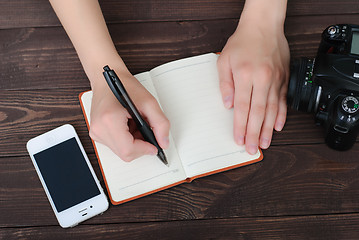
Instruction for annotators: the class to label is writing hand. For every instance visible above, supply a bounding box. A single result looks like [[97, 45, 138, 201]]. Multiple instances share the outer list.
[[89, 70, 170, 161]]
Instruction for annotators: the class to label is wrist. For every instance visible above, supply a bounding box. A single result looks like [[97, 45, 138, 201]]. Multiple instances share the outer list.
[[239, 0, 287, 31], [82, 54, 131, 91]]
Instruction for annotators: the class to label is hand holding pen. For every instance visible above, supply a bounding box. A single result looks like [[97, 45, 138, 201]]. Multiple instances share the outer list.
[[88, 66, 170, 164], [103, 66, 169, 166]]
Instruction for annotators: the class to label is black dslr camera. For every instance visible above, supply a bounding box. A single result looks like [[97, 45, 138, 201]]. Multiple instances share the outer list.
[[288, 24, 359, 150]]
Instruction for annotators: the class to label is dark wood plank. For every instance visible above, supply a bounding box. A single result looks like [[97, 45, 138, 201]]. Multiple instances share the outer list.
[[0, 0, 59, 29], [0, 19, 236, 91], [0, 26, 85, 91], [0, 0, 358, 29], [2, 14, 359, 91], [2, 144, 359, 227], [0, 88, 92, 157], [2, 214, 359, 240]]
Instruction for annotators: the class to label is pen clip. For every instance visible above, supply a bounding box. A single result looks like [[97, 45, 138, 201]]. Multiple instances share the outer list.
[[102, 65, 145, 127], [103, 66, 128, 108]]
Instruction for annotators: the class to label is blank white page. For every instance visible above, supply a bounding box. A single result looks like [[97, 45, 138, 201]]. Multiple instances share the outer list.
[[150, 53, 261, 177], [80, 72, 186, 203]]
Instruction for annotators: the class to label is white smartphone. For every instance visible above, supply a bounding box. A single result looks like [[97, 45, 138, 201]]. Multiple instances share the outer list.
[[26, 124, 109, 228]]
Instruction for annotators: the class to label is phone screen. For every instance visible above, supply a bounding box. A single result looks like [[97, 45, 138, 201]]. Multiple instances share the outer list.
[[33, 137, 100, 212]]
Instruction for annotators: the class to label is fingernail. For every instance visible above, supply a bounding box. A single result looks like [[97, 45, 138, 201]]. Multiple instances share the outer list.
[[237, 136, 245, 145], [224, 96, 232, 109], [275, 122, 284, 131], [248, 144, 258, 155], [260, 138, 270, 149]]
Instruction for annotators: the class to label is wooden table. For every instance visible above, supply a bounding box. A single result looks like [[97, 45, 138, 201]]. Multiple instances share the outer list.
[[1, 0, 359, 239]]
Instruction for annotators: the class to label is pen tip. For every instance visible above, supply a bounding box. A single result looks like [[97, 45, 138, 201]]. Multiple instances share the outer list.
[[157, 151, 169, 167]]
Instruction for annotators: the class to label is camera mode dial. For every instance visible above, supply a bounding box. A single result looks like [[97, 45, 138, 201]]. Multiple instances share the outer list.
[[327, 25, 338, 35], [324, 25, 348, 42], [342, 96, 359, 114]]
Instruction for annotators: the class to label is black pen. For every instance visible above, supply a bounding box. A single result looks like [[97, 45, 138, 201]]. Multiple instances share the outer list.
[[103, 65, 168, 166]]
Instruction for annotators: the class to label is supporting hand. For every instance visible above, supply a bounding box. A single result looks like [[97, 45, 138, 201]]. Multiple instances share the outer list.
[[217, 0, 290, 154]]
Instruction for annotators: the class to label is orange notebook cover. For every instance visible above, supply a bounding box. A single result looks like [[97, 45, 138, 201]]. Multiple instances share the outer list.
[[79, 53, 263, 205]]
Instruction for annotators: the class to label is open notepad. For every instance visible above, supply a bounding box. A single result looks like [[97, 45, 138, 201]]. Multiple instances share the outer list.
[[79, 53, 263, 205]]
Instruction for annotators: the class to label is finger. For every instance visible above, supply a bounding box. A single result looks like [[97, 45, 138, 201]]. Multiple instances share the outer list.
[[275, 84, 288, 131], [259, 86, 279, 149], [245, 75, 271, 154], [111, 130, 158, 162], [233, 69, 253, 145], [141, 100, 170, 149], [90, 107, 157, 162], [217, 56, 235, 109]]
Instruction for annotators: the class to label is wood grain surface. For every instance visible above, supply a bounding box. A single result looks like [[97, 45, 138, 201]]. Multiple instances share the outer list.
[[1, 0, 359, 239]]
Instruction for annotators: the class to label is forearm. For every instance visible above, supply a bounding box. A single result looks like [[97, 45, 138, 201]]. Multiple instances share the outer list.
[[49, 0, 126, 88], [50, 0, 170, 161]]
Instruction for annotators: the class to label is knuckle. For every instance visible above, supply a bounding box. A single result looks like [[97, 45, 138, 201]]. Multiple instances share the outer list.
[[89, 123, 101, 140], [247, 126, 261, 138], [245, 134, 260, 147], [238, 62, 253, 72], [280, 91, 288, 102], [239, 101, 250, 111], [236, 101, 250, 113], [219, 80, 233, 91], [237, 63, 254, 80], [260, 63, 274, 76], [252, 104, 266, 116], [121, 156, 133, 162], [262, 124, 274, 136], [217, 56, 225, 69], [157, 117, 170, 130], [256, 64, 275, 85], [141, 97, 158, 110], [100, 109, 116, 125], [235, 97, 251, 111], [234, 123, 247, 134], [234, 115, 247, 134], [272, 69, 282, 83], [118, 148, 134, 162], [267, 101, 279, 113], [89, 129, 97, 141], [276, 68, 285, 80]]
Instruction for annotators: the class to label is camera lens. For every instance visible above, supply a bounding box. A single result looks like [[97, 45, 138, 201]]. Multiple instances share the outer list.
[[287, 58, 318, 112]]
